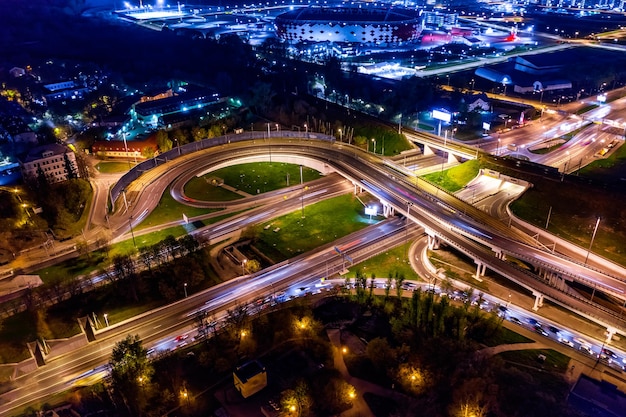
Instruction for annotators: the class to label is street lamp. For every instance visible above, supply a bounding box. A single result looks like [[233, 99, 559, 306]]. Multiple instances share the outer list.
[[174, 138, 180, 155], [470, 78, 475, 91], [502, 76, 509, 96], [304, 123, 308, 134], [371, 138, 376, 154], [184, 282, 188, 298], [585, 217, 601, 265], [242, 259, 247, 275], [128, 215, 136, 248], [122, 132, 131, 170], [338, 128, 342, 142]]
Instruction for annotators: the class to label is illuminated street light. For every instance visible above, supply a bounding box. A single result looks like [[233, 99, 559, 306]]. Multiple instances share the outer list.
[[585, 217, 601, 265], [372, 138, 376, 154], [242, 259, 247, 275], [184, 282, 188, 298], [502, 76, 509, 96]]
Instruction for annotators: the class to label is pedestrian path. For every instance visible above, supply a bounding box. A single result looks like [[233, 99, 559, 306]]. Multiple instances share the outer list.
[[326, 329, 416, 417]]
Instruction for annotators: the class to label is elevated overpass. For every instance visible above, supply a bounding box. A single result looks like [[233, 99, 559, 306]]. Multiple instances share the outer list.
[[111, 133, 626, 337]]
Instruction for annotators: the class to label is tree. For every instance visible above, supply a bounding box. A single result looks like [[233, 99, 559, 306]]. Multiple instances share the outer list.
[[155, 130, 172, 152], [366, 337, 396, 373], [109, 334, 153, 416], [394, 273, 405, 299], [245, 259, 261, 273]]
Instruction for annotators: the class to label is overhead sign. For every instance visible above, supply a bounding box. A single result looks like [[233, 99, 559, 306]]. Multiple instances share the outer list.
[[432, 109, 451, 123], [597, 94, 607, 103], [482, 122, 491, 131]]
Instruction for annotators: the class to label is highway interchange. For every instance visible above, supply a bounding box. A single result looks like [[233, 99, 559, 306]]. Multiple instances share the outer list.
[[3, 94, 626, 413]]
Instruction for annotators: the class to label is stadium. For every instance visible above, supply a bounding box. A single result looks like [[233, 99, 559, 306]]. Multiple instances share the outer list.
[[275, 6, 422, 45]]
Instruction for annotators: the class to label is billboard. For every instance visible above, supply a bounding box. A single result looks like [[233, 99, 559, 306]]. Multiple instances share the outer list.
[[432, 109, 451, 123]]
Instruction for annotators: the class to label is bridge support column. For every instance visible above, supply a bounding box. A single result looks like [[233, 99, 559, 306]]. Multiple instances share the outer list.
[[427, 234, 440, 250], [606, 327, 617, 344], [423, 145, 435, 156], [381, 203, 395, 218], [493, 250, 506, 261], [448, 152, 459, 164], [354, 183, 364, 194], [473, 261, 486, 281], [532, 292, 544, 311]]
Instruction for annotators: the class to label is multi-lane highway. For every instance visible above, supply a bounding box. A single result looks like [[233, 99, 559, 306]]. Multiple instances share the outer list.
[[4, 135, 626, 414]]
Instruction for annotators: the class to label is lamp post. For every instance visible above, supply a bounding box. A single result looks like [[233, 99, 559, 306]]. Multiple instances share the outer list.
[[585, 217, 601, 265], [184, 282, 188, 298], [300, 165, 305, 218], [174, 138, 180, 155], [128, 215, 136, 248], [338, 128, 343, 142], [470, 78, 475, 91], [242, 259, 247, 275], [372, 138, 376, 154], [122, 132, 131, 170], [304, 123, 308, 134]]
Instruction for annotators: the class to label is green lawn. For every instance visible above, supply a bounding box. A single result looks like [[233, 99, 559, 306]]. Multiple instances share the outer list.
[[184, 178, 243, 201], [95, 161, 137, 173], [252, 194, 372, 261], [576, 141, 626, 180], [136, 186, 217, 231], [193, 162, 322, 196], [499, 349, 570, 373], [480, 326, 533, 347], [347, 242, 420, 281], [422, 159, 480, 193]]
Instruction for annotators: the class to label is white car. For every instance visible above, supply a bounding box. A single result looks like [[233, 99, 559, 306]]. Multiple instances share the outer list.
[[579, 345, 594, 355], [558, 337, 574, 348]]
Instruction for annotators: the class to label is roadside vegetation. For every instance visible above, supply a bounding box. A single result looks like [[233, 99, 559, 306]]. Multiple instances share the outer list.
[[248, 194, 373, 262], [422, 159, 481, 193], [18, 286, 575, 417], [185, 162, 322, 199]]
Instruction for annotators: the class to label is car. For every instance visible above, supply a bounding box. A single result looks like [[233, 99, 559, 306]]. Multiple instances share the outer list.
[[579, 345, 593, 355], [498, 305, 508, 313], [558, 337, 575, 348], [509, 317, 522, 325], [573, 337, 590, 346], [598, 353, 613, 364], [534, 325, 549, 337], [175, 334, 189, 342], [548, 326, 560, 334], [527, 318, 538, 326], [603, 348, 618, 359]]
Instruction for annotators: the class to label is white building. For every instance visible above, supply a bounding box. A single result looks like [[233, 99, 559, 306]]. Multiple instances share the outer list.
[[22, 143, 79, 184]]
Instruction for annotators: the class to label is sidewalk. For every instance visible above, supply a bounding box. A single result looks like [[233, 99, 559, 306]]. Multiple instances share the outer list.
[[326, 329, 416, 417]]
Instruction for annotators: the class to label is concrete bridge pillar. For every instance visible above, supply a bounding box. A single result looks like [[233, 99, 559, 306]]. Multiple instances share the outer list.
[[493, 250, 506, 261], [354, 183, 364, 194], [381, 203, 395, 218], [532, 292, 544, 311], [448, 152, 459, 164], [473, 261, 486, 282], [606, 327, 618, 344], [423, 145, 435, 156], [427, 234, 440, 250]]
